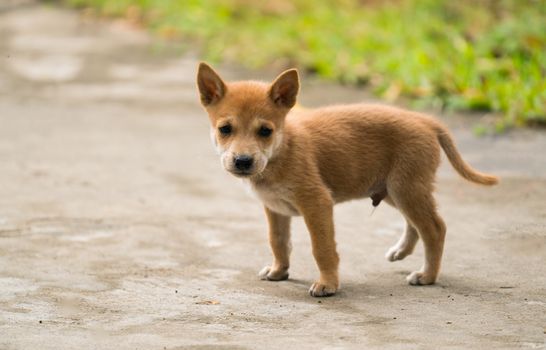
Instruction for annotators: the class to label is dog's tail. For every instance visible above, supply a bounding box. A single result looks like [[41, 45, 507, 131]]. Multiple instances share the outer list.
[[434, 123, 499, 186]]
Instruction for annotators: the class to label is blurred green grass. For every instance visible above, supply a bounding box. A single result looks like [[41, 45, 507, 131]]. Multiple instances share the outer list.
[[65, 0, 546, 129]]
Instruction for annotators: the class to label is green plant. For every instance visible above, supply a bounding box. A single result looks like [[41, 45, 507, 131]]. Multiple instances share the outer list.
[[64, 0, 546, 128]]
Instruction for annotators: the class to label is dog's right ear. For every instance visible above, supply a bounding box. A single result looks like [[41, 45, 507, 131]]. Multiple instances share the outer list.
[[269, 69, 299, 109], [197, 62, 226, 106]]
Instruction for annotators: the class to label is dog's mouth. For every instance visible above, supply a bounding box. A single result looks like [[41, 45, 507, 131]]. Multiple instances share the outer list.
[[228, 169, 254, 177]]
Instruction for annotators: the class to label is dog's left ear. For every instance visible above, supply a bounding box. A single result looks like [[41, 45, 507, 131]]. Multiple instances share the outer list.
[[269, 69, 299, 108]]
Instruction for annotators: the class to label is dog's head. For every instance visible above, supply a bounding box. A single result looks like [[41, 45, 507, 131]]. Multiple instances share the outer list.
[[197, 62, 299, 178]]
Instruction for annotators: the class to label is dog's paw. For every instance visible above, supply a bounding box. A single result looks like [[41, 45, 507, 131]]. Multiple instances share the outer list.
[[385, 245, 412, 262], [308, 281, 337, 297], [406, 271, 436, 286], [258, 266, 289, 281]]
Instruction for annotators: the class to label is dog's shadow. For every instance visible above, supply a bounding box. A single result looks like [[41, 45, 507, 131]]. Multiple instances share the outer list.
[[256, 271, 504, 305]]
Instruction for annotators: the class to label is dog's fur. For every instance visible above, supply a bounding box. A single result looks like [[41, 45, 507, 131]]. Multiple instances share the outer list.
[[197, 62, 498, 297]]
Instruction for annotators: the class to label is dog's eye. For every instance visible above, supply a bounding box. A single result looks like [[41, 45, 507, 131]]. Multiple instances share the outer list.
[[218, 124, 232, 135], [258, 126, 273, 137]]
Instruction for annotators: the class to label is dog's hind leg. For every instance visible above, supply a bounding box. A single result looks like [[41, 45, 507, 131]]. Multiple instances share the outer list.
[[386, 222, 419, 262], [383, 196, 419, 262], [388, 187, 446, 285]]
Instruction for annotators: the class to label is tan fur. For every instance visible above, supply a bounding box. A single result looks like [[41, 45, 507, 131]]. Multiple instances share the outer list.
[[197, 63, 499, 297]]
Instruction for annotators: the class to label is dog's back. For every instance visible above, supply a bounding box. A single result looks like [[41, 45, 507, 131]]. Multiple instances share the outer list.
[[286, 104, 444, 202]]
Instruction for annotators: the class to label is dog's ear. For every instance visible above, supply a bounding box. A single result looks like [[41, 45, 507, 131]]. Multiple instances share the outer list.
[[197, 62, 226, 106], [269, 69, 299, 108]]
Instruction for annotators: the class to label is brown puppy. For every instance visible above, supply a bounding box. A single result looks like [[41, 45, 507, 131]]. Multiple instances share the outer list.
[[196, 62, 498, 297]]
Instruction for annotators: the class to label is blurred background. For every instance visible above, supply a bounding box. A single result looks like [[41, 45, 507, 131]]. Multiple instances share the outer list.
[[60, 0, 546, 131]]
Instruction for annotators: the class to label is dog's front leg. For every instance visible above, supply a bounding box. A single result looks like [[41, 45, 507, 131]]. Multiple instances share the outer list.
[[299, 195, 340, 297], [259, 207, 291, 281]]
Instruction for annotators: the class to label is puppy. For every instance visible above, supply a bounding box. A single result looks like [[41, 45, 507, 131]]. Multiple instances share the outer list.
[[196, 62, 498, 297]]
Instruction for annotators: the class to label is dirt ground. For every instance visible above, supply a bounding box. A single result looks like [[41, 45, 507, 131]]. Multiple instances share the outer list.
[[1, 3, 545, 350]]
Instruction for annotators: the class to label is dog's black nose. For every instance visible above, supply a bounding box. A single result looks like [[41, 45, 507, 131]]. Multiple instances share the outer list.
[[234, 155, 254, 171]]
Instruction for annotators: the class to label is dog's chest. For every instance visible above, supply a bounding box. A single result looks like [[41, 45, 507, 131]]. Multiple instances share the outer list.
[[243, 180, 299, 216]]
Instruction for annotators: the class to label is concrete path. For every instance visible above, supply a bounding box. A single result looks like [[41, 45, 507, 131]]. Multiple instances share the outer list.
[[1, 3, 545, 349]]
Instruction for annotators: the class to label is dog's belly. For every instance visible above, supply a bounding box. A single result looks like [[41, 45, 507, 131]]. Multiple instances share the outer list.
[[243, 181, 300, 216]]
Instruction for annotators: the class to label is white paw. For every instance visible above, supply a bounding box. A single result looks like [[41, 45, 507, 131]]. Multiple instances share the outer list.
[[406, 271, 436, 285], [385, 245, 411, 262], [308, 281, 337, 297], [258, 266, 289, 281]]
